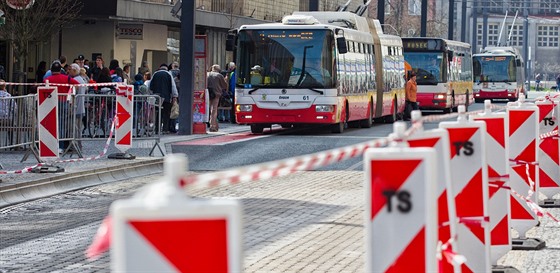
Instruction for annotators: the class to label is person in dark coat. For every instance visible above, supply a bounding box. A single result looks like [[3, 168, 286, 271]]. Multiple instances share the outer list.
[[149, 64, 178, 133]]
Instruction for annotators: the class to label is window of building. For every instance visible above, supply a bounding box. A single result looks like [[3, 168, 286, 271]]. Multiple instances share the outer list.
[[537, 25, 559, 47], [488, 0, 504, 13], [385, 0, 391, 15], [477, 23, 500, 46], [539, 0, 560, 14], [507, 24, 524, 46], [408, 0, 421, 15]]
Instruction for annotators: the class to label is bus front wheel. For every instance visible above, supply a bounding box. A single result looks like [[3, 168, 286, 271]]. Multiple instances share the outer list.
[[251, 124, 264, 134]]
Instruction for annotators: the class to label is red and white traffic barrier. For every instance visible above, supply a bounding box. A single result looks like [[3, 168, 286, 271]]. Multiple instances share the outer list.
[[407, 111, 459, 273], [365, 122, 438, 273], [535, 98, 560, 204], [37, 85, 59, 160], [472, 100, 512, 266], [507, 99, 540, 239], [115, 84, 133, 152], [111, 154, 243, 272], [440, 105, 491, 273]]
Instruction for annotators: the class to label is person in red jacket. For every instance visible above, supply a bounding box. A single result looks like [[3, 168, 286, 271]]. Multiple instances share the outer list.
[[45, 60, 80, 153]]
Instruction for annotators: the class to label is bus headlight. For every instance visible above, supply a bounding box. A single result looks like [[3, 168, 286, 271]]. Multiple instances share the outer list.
[[237, 104, 253, 112], [316, 105, 334, 112], [433, 94, 446, 100]]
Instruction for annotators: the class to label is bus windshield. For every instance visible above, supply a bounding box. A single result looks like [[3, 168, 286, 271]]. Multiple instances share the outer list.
[[237, 29, 335, 89], [473, 56, 516, 83], [403, 52, 444, 84]]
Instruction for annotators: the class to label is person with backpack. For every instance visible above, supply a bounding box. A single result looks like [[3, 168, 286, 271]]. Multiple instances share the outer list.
[[149, 64, 178, 134]]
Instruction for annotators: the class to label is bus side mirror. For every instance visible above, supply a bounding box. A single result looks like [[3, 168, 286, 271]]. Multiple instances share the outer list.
[[447, 51, 454, 60], [226, 33, 236, 52], [516, 59, 522, 67], [337, 37, 348, 54]]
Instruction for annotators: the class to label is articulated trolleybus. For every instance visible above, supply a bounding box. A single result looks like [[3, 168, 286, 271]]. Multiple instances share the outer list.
[[402, 38, 473, 112], [227, 11, 406, 134], [472, 47, 525, 102]]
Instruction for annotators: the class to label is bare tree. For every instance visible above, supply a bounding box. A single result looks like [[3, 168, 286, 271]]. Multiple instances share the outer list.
[[0, 0, 82, 87]]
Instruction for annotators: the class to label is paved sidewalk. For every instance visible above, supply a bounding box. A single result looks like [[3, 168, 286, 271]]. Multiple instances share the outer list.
[[0, 121, 250, 207]]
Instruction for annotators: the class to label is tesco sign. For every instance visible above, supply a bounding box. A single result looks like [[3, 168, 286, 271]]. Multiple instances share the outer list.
[[117, 24, 143, 40]]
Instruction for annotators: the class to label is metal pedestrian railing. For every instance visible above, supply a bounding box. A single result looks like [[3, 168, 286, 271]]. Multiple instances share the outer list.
[[0, 94, 36, 152], [0, 90, 164, 163]]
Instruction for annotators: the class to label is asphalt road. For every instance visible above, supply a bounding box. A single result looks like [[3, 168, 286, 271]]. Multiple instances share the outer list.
[[172, 101, 493, 172]]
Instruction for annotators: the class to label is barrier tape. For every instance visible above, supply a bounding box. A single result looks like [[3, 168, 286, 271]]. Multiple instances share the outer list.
[[0, 118, 116, 175], [540, 129, 559, 140], [437, 236, 466, 273], [508, 161, 560, 225], [4, 81, 119, 88]]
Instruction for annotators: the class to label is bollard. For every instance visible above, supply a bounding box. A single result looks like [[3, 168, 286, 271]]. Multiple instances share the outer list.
[[111, 154, 243, 272], [109, 84, 136, 160], [440, 105, 491, 273], [365, 122, 438, 272], [472, 100, 519, 272], [506, 99, 545, 250], [407, 110, 460, 273], [535, 98, 560, 207], [34, 84, 64, 173]]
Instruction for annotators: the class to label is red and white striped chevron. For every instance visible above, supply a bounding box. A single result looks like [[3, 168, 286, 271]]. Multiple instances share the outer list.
[[407, 129, 459, 273], [37, 86, 59, 160], [536, 101, 560, 199], [439, 120, 491, 273], [115, 85, 134, 153], [365, 147, 437, 273], [111, 194, 243, 272], [507, 104, 539, 238], [473, 112, 512, 265]]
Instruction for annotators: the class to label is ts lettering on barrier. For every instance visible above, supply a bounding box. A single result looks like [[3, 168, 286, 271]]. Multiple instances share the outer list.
[[439, 106, 491, 273], [365, 123, 437, 273]]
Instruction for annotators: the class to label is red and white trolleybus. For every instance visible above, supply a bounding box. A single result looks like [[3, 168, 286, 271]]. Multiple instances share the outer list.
[[402, 38, 473, 112], [227, 11, 406, 133]]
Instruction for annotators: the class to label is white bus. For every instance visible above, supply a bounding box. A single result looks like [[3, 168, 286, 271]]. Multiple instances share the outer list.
[[472, 47, 525, 102], [226, 11, 406, 134]]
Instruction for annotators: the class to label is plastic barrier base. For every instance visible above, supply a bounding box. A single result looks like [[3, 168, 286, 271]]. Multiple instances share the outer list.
[[511, 238, 546, 250], [30, 165, 65, 173], [539, 199, 560, 208], [492, 265, 522, 273], [108, 153, 136, 160]]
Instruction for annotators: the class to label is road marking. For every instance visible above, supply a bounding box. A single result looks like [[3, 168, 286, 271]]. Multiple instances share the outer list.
[[173, 132, 271, 146], [346, 161, 363, 171]]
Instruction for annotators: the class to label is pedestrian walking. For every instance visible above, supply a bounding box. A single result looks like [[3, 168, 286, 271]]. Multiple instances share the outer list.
[[226, 62, 237, 123], [207, 64, 228, 132], [149, 64, 178, 134], [556, 73, 560, 92], [404, 71, 418, 120]]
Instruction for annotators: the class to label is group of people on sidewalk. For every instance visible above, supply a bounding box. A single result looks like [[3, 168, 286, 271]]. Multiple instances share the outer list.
[[37, 55, 181, 152]]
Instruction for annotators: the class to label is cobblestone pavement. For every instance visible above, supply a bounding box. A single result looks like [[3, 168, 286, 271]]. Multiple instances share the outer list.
[[1, 170, 559, 272]]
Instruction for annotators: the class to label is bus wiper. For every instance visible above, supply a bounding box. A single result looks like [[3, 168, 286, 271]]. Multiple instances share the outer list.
[[248, 87, 260, 94], [307, 88, 324, 95]]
